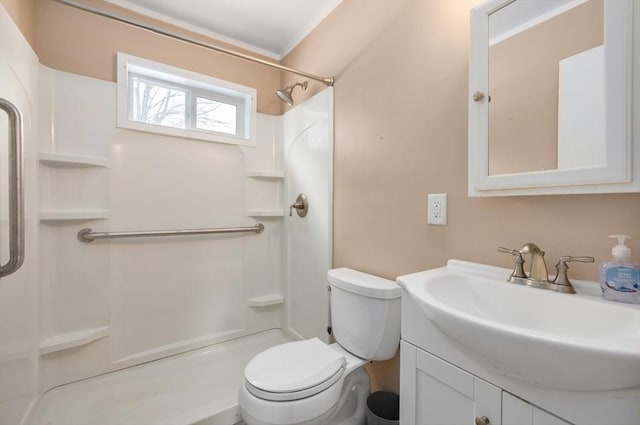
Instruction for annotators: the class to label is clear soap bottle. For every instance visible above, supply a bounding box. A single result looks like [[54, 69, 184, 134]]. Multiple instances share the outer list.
[[599, 235, 640, 304]]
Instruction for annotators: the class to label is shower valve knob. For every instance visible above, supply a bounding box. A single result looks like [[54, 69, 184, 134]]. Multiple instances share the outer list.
[[289, 193, 309, 218]]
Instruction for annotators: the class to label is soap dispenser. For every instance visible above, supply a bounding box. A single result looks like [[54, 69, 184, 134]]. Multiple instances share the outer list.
[[599, 235, 640, 304]]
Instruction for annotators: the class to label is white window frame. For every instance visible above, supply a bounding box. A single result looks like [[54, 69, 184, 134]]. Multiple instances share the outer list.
[[117, 52, 256, 146]]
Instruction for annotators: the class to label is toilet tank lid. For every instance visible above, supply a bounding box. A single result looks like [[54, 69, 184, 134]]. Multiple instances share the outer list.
[[328, 268, 401, 299]]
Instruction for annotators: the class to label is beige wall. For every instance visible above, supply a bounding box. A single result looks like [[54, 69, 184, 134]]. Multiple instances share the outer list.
[[284, 0, 640, 392], [32, 0, 282, 115], [0, 0, 35, 47]]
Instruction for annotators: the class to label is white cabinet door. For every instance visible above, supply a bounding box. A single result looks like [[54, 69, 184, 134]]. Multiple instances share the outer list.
[[400, 341, 501, 425], [503, 392, 571, 425]]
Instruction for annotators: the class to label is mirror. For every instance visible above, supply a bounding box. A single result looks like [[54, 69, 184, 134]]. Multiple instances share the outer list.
[[468, 0, 639, 196], [489, 0, 604, 175]]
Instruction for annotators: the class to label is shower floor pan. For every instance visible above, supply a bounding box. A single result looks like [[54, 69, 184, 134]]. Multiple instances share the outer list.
[[29, 329, 292, 425]]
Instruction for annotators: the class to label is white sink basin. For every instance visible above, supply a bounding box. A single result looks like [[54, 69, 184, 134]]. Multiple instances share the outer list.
[[397, 260, 640, 391]]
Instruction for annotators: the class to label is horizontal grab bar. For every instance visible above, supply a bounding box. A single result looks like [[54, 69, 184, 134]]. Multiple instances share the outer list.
[[78, 223, 264, 243]]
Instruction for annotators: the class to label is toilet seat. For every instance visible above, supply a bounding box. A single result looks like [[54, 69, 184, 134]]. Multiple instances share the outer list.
[[239, 341, 370, 425], [244, 338, 346, 401]]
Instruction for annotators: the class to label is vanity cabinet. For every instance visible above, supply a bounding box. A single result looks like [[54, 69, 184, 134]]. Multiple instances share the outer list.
[[502, 392, 570, 425], [400, 341, 501, 425], [399, 262, 639, 425], [400, 341, 571, 425]]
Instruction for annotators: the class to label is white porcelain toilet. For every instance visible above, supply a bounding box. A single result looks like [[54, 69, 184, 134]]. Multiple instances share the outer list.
[[238, 267, 401, 425]]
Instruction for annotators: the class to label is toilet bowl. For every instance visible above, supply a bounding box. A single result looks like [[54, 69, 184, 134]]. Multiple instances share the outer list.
[[238, 268, 401, 425], [239, 340, 369, 425]]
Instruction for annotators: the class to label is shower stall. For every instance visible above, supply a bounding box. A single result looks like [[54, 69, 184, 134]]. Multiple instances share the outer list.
[[0, 5, 333, 424]]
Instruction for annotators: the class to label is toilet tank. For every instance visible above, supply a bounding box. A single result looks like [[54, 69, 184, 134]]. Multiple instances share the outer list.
[[328, 268, 401, 361]]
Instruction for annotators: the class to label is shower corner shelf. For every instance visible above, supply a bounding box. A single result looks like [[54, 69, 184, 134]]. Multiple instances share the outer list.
[[39, 152, 109, 168], [246, 209, 285, 218], [40, 209, 111, 222], [246, 170, 285, 179], [40, 326, 110, 355], [245, 293, 284, 307]]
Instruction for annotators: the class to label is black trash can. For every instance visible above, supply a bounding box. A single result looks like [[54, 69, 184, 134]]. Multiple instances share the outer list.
[[366, 391, 400, 425]]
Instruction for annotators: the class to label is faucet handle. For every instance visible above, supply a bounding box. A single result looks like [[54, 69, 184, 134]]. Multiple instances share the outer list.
[[553, 256, 595, 286], [498, 247, 527, 279]]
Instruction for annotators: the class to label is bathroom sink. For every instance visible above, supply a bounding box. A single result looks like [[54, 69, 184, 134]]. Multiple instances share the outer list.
[[397, 260, 640, 391]]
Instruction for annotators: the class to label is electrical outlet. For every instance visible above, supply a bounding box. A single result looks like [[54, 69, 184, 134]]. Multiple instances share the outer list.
[[428, 193, 447, 225]]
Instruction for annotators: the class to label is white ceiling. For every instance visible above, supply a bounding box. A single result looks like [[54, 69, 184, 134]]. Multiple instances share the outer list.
[[104, 0, 342, 59]]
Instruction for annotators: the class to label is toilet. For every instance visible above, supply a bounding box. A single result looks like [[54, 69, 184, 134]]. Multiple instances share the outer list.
[[238, 268, 401, 425]]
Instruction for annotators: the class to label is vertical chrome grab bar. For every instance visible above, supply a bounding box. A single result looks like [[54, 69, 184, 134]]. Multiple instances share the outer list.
[[0, 98, 25, 278]]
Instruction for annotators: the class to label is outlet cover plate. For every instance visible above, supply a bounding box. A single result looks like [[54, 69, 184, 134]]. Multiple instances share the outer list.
[[428, 193, 447, 225]]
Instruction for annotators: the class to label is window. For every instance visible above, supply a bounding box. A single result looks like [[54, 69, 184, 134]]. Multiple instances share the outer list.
[[117, 53, 256, 146]]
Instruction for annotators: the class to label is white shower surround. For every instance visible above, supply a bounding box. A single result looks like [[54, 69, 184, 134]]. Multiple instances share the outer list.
[[0, 6, 334, 422], [0, 6, 40, 424], [37, 68, 286, 391], [284, 90, 333, 341]]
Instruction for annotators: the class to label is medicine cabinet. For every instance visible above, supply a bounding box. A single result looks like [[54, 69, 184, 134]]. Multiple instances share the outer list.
[[468, 0, 639, 196]]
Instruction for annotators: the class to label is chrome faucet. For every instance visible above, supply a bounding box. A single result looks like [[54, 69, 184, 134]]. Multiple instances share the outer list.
[[498, 244, 594, 294]]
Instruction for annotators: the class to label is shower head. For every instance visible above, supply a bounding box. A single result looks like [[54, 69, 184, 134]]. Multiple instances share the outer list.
[[275, 81, 308, 105]]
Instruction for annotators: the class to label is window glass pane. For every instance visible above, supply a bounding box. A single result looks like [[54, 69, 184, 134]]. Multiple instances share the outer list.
[[131, 75, 186, 129], [119, 54, 255, 145], [196, 97, 237, 135]]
